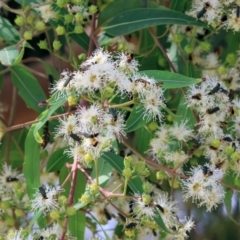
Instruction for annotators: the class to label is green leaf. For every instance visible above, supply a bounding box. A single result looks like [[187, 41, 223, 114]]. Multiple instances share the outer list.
[[170, 0, 186, 12], [224, 189, 233, 214], [46, 148, 72, 172], [12, 45, 25, 65], [140, 70, 201, 89], [0, 18, 20, 44], [33, 94, 66, 143], [153, 208, 172, 234], [176, 94, 196, 127], [10, 65, 47, 112], [103, 8, 208, 36], [134, 126, 152, 155], [0, 128, 27, 167], [98, 0, 141, 26], [0, 46, 19, 66], [23, 124, 41, 200], [125, 105, 150, 133], [102, 152, 143, 193], [91, 157, 113, 187]]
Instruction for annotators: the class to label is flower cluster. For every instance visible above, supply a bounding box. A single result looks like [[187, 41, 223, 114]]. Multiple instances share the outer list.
[[53, 49, 166, 161], [186, 75, 240, 176], [181, 164, 225, 211], [188, 0, 240, 31]]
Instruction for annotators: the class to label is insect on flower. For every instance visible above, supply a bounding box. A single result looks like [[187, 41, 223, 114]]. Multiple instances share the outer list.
[[206, 107, 220, 114], [202, 166, 213, 176], [6, 177, 19, 182], [197, 3, 209, 19], [236, 5, 240, 18], [125, 222, 137, 230], [39, 186, 48, 199], [126, 53, 134, 63], [69, 132, 81, 142], [61, 71, 75, 87]]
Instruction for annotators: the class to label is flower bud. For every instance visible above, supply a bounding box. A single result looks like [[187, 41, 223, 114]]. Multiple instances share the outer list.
[[78, 53, 86, 61], [56, 25, 66, 35], [50, 209, 60, 220], [89, 5, 98, 14], [73, 25, 84, 34], [56, 0, 67, 8], [142, 181, 152, 194], [75, 13, 84, 23], [79, 193, 91, 204], [156, 170, 166, 180], [67, 95, 77, 106], [210, 139, 221, 148], [124, 156, 132, 168], [89, 183, 99, 195], [102, 87, 114, 99], [122, 168, 132, 179], [168, 178, 179, 189], [53, 40, 62, 51], [14, 15, 25, 26], [231, 151, 240, 162], [225, 146, 235, 156], [148, 121, 158, 131], [218, 65, 227, 75], [58, 195, 68, 206], [23, 31, 33, 40], [38, 39, 48, 50], [172, 34, 183, 43], [64, 14, 74, 24], [15, 209, 24, 217], [66, 206, 76, 216], [84, 153, 93, 164], [142, 193, 152, 205], [226, 53, 236, 66], [184, 44, 194, 54], [125, 229, 135, 237], [35, 21, 46, 31], [26, 16, 34, 25], [0, 201, 11, 209], [199, 41, 211, 52]]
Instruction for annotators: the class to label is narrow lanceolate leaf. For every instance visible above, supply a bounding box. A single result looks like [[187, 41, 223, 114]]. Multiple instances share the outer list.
[[140, 70, 201, 89], [10, 65, 46, 112], [153, 208, 172, 234], [33, 94, 66, 143], [103, 8, 208, 36], [46, 148, 72, 172], [125, 105, 150, 132], [102, 152, 143, 193], [23, 124, 41, 200], [0, 46, 19, 66], [0, 18, 20, 44]]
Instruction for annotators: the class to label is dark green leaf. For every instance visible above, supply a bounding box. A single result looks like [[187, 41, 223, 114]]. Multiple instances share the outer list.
[[224, 189, 233, 214], [134, 126, 152, 155], [170, 0, 186, 12], [176, 94, 196, 127], [10, 65, 46, 112], [33, 94, 66, 143], [125, 105, 150, 132], [46, 148, 72, 172], [0, 18, 20, 44], [0, 128, 27, 167], [153, 208, 172, 233], [140, 70, 201, 89], [102, 152, 143, 193], [0, 46, 19, 66], [98, 0, 141, 26], [23, 124, 41, 199], [104, 8, 208, 36]]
